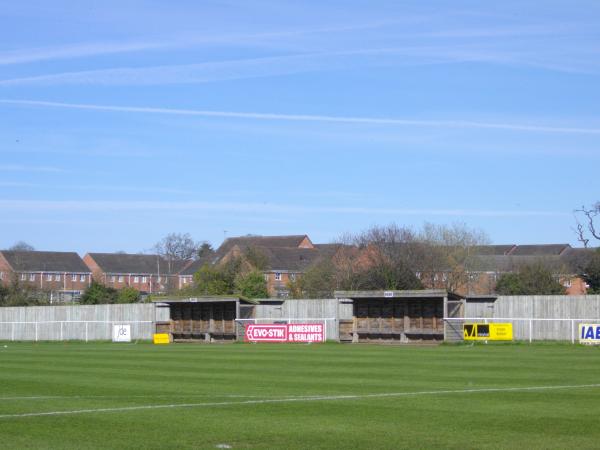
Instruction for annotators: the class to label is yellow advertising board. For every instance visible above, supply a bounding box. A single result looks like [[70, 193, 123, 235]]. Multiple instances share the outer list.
[[153, 333, 171, 345], [464, 323, 513, 341]]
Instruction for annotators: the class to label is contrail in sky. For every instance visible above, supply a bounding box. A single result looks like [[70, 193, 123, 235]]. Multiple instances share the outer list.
[[1, 99, 599, 135]]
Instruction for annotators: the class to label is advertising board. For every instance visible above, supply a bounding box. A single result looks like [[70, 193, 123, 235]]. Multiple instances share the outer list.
[[245, 323, 324, 343], [579, 324, 600, 344], [464, 323, 513, 341], [112, 324, 131, 342]]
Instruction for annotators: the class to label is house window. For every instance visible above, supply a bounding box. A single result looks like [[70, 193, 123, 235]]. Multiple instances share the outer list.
[[29, 273, 35, 281], [0, 271, 3, 280], [55, 274, 61, 281], [275, 272, 282, 281], [110, 276, 116, 283], [157, 276, 161, 283], [46, 274, 53, 281], [133, 276, 139, 283], [563, 279, 572, 288], [415, 272, 421, 279], [442, 273, 448, 282], [72, 274, 77, 282], [142, 276, 147, 283], [290, 273, 296, 282], [118, 276, 124, 283], [264, 274, 269, 281], [81, 274, 86, 282], [21, 273, 26, 281]]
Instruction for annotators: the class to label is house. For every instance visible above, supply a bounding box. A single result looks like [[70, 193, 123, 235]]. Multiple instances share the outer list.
[[0, 250, 91, 302], [83, 253, 190, 294], [450, 244, 593, 296], [178, 235, 340, 297]]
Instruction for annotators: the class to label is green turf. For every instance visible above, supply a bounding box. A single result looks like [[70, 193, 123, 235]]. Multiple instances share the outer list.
[[1, 342, 600, 449]]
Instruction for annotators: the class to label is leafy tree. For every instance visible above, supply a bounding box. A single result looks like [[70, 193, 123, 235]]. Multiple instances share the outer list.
[[8, 241, 35, 251], [243, 246, 269, 271], [193, 264, 234, 295], [235, 270, 268, 299], [197, 242, 215, 259], [80, 281, 118, 304], [581, 250, 600, 294], [117, 287, 141, 303], [495, 264, 565, 295], [494, 273, 523, 295], [296, 259, 337, 298], [0, 276, 47, 306]]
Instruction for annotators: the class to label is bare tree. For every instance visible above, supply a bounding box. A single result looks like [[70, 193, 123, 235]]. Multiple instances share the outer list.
[[417, 222, 489, 293], [574, 202, 600, 247], [154, 232, 201, 275], [8, 241, 35, 251]]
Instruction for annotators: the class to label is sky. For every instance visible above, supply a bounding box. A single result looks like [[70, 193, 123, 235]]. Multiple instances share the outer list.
[[1, 0, 599, 254]]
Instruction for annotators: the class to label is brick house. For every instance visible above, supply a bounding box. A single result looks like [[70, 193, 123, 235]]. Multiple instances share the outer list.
[[0, 250, 91, 302], [420, 244, 593, 296], [83, 253, 190, 294], [179, 235, 339, 297]]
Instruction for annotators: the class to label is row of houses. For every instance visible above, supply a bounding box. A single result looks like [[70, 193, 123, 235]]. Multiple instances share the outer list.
[[0, 234, 597, 301]]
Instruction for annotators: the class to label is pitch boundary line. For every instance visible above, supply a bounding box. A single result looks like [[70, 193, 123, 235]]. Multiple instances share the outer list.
[[2, 383, 600, 419]]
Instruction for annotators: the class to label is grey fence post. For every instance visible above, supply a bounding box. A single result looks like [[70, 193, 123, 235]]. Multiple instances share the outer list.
[[529, 319, 533, 343]]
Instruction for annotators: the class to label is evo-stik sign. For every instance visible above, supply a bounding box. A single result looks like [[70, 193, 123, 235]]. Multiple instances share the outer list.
[[245, 324, 324, 343]]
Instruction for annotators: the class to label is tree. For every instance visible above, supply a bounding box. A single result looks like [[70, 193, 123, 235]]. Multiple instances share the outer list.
[[574, 202, 600, 247], [154, 233, 200, 272], [193, 264, 235, 295], [294, 259, 337, 298], [235, 270, 268, 299], [80, 281, 118, 305], [495, 264, 565, 295], [0, 275, 47, 306], [8, 241, 34, 251], [416, 222, 489, 293], [117, 287, 141, 303], [581, 250, 600, 294], [197, 242, 215, 259]]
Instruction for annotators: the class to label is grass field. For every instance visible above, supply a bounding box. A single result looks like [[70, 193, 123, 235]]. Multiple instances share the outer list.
[[1, 342, 600, 449]]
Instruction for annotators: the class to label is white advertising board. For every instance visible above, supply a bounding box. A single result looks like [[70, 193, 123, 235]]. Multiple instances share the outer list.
[[579, 324, 600, 344], [112, 324, 131, 342]]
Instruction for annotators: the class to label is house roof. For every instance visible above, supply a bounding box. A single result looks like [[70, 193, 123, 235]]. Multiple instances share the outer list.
[[466, 254, 566, 272], [178, 255, 215, 276], [471, 245, 516, 256], [87, 253, 189, 275], [217, 235, 311, 254], [508, 244, 571, 256], [254, 246, 323, 272], [1, 250, 90, 273]]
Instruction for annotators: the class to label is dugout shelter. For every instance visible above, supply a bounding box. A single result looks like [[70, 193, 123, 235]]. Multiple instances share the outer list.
[[153, 296, 257, 342], [334, 290, 464, 343]]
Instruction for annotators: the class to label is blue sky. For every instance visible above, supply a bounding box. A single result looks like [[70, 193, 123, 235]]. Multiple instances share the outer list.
[[1, 1, 599, 253]]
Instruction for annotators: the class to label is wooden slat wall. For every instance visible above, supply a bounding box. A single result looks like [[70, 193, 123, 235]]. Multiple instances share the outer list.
[[353, 298, 444, 342]]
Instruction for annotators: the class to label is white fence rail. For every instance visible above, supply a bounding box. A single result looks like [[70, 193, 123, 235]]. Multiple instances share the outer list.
[[445, 317, 600, 343]]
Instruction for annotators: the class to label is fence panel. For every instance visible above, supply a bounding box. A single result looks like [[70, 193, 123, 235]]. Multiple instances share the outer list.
[[0, 304, 167, 341]]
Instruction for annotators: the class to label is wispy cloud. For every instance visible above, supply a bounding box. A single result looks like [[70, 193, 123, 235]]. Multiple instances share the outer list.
[[0, 20, 420, 66], [0, 164, 65, 173], [0, 199, 568, 218], [0, 181, 191, 195], [1, 99, 598, 135], [0, 48, 459, 87]]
